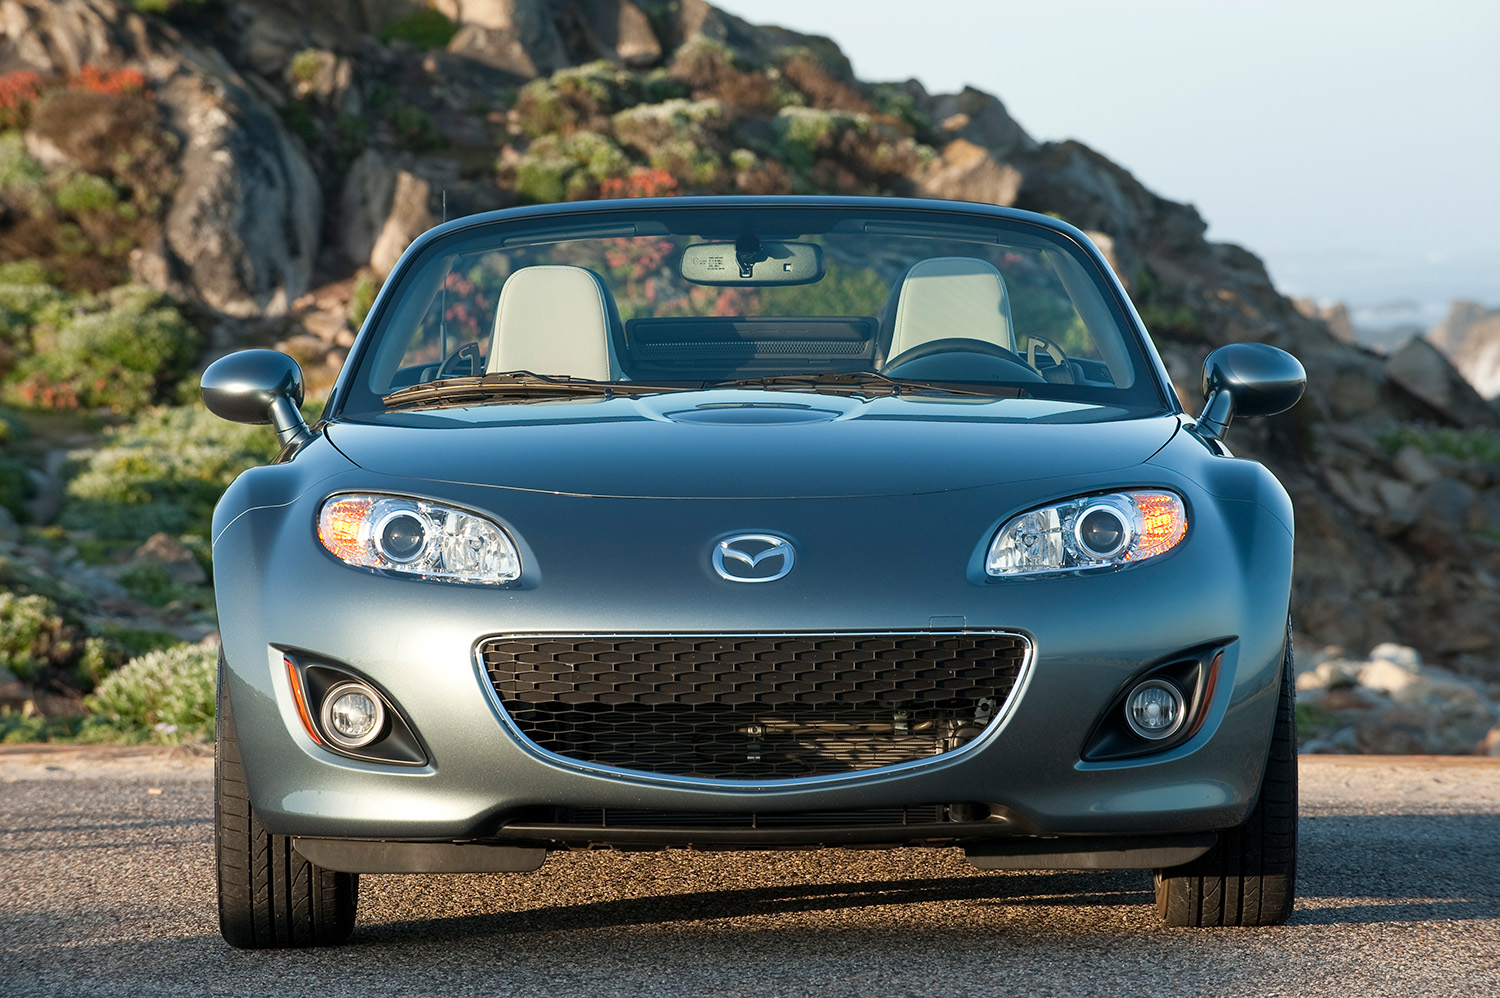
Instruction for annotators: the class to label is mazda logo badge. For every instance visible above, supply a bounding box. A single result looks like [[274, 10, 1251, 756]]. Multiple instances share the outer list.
[[713, 534, 795, 583]]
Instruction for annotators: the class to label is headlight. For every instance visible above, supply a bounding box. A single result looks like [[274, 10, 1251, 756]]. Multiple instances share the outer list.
[[986, 490, 1186, 577], [318, 494, 521, 584]]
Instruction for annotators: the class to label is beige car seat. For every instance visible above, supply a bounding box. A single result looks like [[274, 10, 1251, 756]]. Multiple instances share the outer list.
[[487, 265, 624, 379], [884, 256, 1016, 363]]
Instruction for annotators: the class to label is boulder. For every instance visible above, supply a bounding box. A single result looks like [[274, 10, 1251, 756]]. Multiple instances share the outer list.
[[131, 532, 207, 586], [923, 86, 1037, 162], [340, 149, 397, 268], [1385, 336, 1500, 426], [158, 64, 322, 317], [369, 171, 436, 278], [1392, 444, 1444, 486], [672, 0, 853, 78], [442, 0, 569, 77], [237, 5, 306, 77], [1452, 315, 1500, 400], [916, 138, 1022, 207], [1413, 476, 1479, 526], [0, 0, 154, 76], [573, 0, 661, 67]]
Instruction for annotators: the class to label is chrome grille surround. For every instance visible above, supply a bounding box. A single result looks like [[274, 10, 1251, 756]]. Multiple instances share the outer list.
[[477, 631, 1032, 787]]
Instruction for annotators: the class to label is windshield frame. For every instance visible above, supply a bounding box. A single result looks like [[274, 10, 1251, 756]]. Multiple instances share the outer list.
[[326, 196, 1179, 422]]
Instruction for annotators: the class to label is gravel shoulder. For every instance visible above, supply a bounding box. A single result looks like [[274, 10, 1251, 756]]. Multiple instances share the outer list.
[[2, 750, 1497, 998]]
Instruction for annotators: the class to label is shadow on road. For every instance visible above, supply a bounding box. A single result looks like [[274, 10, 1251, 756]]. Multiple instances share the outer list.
[[354, 870, 1154, 944], [1292, 812, 1500, 925]]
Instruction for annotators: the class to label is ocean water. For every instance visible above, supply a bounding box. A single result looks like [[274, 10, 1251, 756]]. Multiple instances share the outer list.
[[1262, 247, 1500, 350]]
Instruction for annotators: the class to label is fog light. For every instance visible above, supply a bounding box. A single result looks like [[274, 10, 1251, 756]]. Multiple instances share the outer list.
[[320, 682, 386, 749], [1125, 679, 1186, 740]]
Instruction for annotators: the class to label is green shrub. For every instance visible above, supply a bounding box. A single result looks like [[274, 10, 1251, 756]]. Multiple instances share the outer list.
[[646, 137, 719, 188], [1131, 270, 1205, 341], [97, 624, 181, 663], [289, 49, 325, 86], [0, 591, 68, 680], [116, 562, 182, 607], [55, 172, 120, 214], [84, 641, 217, 742], [1380, 425, 1500, 464], [348, 271, 378, 329], [60, 403, 279, 544], [869, 83, 929, 134], [0, 260, 50, 286], [774, 106, 860, 169], [611, 101, 724, 178], [5, 283, 199, 413], [513, 131, 631, 203], [280, 101, 321, 146], [0, 130, 45, 193], [514, 62, 641, 139], [388, 102, 442, 153], [0, 704, 49, 743], [378, 9, 459, 49], [132, 0, 211, 14]]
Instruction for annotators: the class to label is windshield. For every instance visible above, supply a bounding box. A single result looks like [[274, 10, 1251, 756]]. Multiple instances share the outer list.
[[335, 203, 1169, 418]]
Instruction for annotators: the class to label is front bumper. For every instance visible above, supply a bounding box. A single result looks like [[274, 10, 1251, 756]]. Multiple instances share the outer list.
[[213, 462, 1293, 853]]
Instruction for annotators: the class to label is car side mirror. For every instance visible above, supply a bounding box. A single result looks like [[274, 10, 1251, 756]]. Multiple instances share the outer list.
[[201, 349, 312, 449], [1197, 343, 1305, 442]]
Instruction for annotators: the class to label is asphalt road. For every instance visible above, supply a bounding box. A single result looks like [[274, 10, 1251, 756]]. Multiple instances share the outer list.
[[1, 749, 1497, 998]]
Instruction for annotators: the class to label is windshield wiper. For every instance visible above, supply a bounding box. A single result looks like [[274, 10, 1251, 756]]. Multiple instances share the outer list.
[[383, 371, 697, 410], [710, 372, 1019, 399]]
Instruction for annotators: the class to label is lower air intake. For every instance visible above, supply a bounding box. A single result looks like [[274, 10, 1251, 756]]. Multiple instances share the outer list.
[[480, 633, 1030, 780]]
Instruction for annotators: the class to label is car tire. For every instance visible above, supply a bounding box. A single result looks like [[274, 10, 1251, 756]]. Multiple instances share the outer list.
[[215, 653, 358, 948], [1153, 628, 1297, 927]]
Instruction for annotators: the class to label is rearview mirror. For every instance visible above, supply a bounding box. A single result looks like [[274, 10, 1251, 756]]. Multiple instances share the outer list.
[[201, 349, 312, 449], [1197, 343, 1306, 441], [681, 240, 823, 286]]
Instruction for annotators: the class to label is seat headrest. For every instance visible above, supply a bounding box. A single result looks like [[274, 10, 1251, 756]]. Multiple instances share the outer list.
[[887, 257, 1014, 361], [488, 265, 622, 379]]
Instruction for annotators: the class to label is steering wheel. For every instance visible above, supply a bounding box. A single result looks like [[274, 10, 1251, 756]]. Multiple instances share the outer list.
[[436, 341, 482, 379], [881, 337, 1046, 383], [1025, 335, 1075, 384]]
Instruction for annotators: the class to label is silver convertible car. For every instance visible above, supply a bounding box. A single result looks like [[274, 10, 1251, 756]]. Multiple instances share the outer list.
[[202, 196, 1305, 947]]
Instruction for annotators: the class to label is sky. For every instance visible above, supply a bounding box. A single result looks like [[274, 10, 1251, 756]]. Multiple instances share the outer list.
[[713, 0, 1500, 321]]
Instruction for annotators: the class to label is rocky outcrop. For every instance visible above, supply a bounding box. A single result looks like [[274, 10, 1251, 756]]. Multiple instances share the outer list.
[[917, 139, 1022, 208], [159, 65, 322, 316], [1294, 298, 1356, 344], [1428, 301, 1500, 400], [2, 0, 323, 315], [0, 0, 155, 75]]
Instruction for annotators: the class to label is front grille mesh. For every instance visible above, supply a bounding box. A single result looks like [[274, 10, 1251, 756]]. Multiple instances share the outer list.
[[481, 633, 1028, 780]]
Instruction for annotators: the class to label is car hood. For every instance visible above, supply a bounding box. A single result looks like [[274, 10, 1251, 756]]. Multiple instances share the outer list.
[[325, 391, 1180, 499]]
